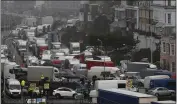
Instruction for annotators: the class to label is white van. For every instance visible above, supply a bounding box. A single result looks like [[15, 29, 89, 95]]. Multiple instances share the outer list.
[[144, 75, 170, 89], [5, 78, 21, 98], [73, 64, 87, 76], [87, 66, 120, 80]]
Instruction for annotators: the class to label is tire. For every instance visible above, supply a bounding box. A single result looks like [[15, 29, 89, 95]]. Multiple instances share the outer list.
[[73, 94, 77, 99], [155, 93, 159, 97], [55, 94, 61, 99], [171, 92, 175, 96]]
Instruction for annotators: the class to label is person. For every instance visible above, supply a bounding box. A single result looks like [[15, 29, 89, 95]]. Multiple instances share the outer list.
[[92, 75, 97, 87], [21, 80, 25, 88], [28, 86, 34, 97], [41, 74, 44, 80]]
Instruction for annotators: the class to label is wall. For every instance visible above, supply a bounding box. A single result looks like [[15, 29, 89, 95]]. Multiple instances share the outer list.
[[133, 32, 160, 52], [153, 0, 176, 6]]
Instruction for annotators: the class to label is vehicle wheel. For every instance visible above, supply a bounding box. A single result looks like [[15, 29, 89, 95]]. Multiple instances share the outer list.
[[155, 93, 159, 97], [55, 94, 61, 99], [73, 94, 77, 99], [171, 92, 175, 96]]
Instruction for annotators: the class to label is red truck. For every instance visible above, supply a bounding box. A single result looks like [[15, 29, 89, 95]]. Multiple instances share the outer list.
[[74, 51, 92, 63], [37, 44, 48, 57], [85, 59, 115, 70]]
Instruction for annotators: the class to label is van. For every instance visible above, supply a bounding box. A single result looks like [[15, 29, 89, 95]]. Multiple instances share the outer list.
[[73, 64, 87, 76], [5, 78, 21, 98], [144, 75, 170, 89], [87, 66, 120, 80]]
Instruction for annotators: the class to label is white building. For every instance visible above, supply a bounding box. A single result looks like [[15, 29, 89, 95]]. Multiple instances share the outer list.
[[151, 0, 176, 72]]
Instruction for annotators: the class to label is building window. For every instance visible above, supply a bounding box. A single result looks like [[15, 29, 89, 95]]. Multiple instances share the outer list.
[[167, 0, 171, 6], [171, 44, 175, 55], [167, 13, 171, 24], [171, 62, 175, 72], [163, 59, 167, 69], [166, 43, 170, 54], [162, 42, 166, 52]]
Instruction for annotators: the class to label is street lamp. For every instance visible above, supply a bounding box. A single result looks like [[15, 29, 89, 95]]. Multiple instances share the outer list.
[[97, 39, 106, 80], [150, 20, 158, 63]]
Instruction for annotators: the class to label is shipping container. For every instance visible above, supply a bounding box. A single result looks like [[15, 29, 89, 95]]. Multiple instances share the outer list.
[[98, 88, 157, 104]]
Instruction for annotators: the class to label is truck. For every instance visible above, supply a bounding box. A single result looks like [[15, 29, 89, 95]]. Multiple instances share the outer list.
[[150, 79, 176, 91], [87, 66, 120, 80], [33, 38, 48, 57], [27, 66, 61, 82], [51, 42, 61, 50], [151, 100, 176, 104], [70, 42, 80, 54], [74, 51, 93, 63], [127, 62, 162, 78], [154, 71, 176, 79], [97, 88, 157, 104], [144, 75, 170, 89], [89, 80, 126, 103], [86, 59, 115, 70]]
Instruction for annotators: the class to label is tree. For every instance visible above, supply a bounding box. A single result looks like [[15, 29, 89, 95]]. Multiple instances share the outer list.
[[87, 29, 138, 63], [91, 14, 111, 35]]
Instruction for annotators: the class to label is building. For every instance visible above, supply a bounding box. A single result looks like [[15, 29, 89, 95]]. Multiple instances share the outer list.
[[21, 17, 37, 27], [111, 1, 139, 32], [44, 1, 80, 15], [151, 0, 176, 72]]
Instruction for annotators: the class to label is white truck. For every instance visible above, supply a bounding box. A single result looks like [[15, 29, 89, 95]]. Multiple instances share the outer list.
[[89, 80, 126, 103], [5, 78, 21, 98], [87, 66, 121, 80], [73, 64, 87, 76], [3, 62, 19, 79], [27, 66, 62, 82], [70, 42, 80, 54], [17, 40, 27, 60]]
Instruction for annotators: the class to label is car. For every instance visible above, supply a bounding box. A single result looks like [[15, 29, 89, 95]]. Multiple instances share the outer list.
[[53, 87, 80, 99], [147, 87, 175, 97]]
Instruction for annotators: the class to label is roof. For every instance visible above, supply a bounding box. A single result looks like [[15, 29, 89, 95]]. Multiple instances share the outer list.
[[7, 78, 20, 84], [101, 88, 156, 98], [52, 42, 61, 45]]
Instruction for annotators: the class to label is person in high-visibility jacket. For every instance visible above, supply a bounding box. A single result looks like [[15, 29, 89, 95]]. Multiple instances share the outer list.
[[21, 80, 25, 88], [41, 74, 44, 80], [28, 87, 34, 97]]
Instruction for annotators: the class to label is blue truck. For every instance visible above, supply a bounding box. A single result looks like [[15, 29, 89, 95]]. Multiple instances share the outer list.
[[154, 71, 173, 77], [97, 88, 157, 104], [150, 79, 176, 91], [151, 100, 176, 104]]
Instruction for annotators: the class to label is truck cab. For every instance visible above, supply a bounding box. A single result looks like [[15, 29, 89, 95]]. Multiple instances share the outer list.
[[70, 42, 80, 54], [5, 78, 21, 98]]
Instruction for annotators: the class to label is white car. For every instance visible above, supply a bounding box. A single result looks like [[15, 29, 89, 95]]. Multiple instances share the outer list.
[[53, 87, 79, 99]]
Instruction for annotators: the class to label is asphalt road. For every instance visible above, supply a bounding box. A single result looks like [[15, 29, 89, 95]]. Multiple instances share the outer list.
[[3, 93, 90, 104]]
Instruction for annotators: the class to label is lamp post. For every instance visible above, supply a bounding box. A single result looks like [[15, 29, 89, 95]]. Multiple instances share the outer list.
[[150, 21, 157, 63], [97, 39, 105, 80]]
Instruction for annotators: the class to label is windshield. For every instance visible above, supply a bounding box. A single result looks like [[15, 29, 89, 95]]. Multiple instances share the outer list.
[[9, 85, 21, 90], [19, 46, 26, 49], [73, 47, 80, 51]]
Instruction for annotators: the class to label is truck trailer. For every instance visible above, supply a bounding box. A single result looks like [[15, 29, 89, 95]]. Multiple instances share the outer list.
[[151, 100, 176, 104], [98, 88, 157, 104], [27, 66, 61, 83]]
